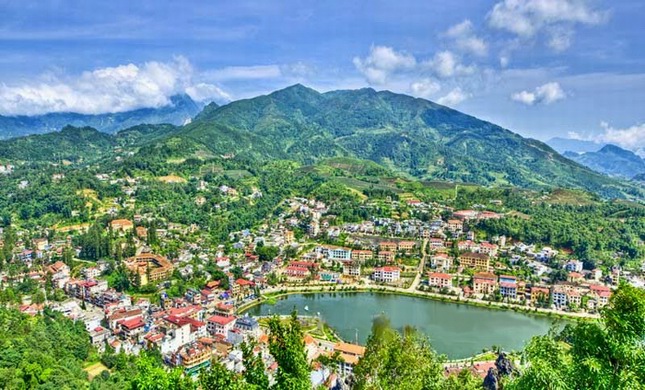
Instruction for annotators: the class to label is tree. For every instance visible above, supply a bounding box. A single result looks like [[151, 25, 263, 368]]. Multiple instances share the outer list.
[[353, 315, 445, 390], [267, 312, 310, 390], [506, 283, 645, 390], [241, 341, 269, 389], [199, 361, 247, 390]]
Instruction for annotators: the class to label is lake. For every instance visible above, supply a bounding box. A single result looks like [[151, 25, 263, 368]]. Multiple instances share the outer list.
[[244, 292, 560, 359]]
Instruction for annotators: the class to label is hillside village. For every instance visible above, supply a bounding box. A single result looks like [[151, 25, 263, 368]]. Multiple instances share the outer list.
[[0, 168, 636, 387]]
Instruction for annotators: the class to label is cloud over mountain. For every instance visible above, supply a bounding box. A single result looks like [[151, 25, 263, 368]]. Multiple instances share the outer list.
[[0, 57, 230, 116]]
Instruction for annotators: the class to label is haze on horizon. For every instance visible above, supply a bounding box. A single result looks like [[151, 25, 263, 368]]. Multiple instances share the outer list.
[[0, 0, 643, 152]]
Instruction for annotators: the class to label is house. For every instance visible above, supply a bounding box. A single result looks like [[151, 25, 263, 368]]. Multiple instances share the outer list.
[[498, 275, 518, 299], [472, 272, 497, 295], [327, 246, 352, 261], [33, 238, 49, 251], [529, 286, 550, 304], [397, 241, 416, 253], [428, 238, 445, 249], [89, 326, 110, 349], [459, 252, 490, 270], [445, 219, 463, 233], [206, 315, 237, 336], [567, 290, 582, 307], [565, 260, 584, 273], [551, 286, 568, 308], [284, 266, 311, 279], [136, 226, 148, 239], [479, 242, 498, 257], [373, 266, 401, 283], [333, 342, 365, 376], [234, 315, 261, 339], [110, 219, 134, 234], [377, 251, 395, 263], [351, 250, 373, 262], [342, 261, 361, 277], [117, 316, 145, 338], [379, 242, 397, 252], [169, 342, 212, 376], [428, 272, 452, 289], [430, 253, 452, 271], [567, 272, 584, 283]]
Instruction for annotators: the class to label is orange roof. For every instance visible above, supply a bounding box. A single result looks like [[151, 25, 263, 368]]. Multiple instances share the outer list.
[[333, 342, 365, 356]]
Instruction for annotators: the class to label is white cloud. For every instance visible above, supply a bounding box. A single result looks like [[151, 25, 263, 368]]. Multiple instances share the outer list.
[[426, 51, 476, 79], [185, 83, 232, 102], [437, 87, 471, 106], [0, 57, 231, 115], [353, 45, 417, 84], [409, 79, 441, 98], [487, 0, 608, 51], [511, 81, 566, 105], [597, 122, 645, 154], [444, 20, 488, 57]]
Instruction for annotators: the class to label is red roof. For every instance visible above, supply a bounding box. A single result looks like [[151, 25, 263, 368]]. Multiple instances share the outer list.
[[207, 315, 236, 326], [499, 282, 517, 288], [236, 278, 255, 286], [118, 316, 145, 330], [376, 266, 401, 272], [428, 272, 451, 280]]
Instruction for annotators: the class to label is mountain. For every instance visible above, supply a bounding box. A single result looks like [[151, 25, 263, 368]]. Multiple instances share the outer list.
[[546, 137, 605, 154], [0, 94, 204, 139], [0, 126, 117, 163], [564, 144, 645, 179], [167, 84, 636, 198]]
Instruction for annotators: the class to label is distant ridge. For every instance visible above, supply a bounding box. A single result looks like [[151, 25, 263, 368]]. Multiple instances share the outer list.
[[0, 94, 206, 139]]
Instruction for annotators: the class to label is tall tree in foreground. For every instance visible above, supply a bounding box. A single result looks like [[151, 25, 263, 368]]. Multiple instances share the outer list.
[[267, 312, 310, 390], [353, 315, 447, 390], [506, 283, 645, 390]]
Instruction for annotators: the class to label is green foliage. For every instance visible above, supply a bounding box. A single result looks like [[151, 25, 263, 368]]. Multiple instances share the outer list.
[[354, 315, 446, 390], [268, 312, 311, 390], [0, 307, 91, 389], [507, 284, 645, 390]]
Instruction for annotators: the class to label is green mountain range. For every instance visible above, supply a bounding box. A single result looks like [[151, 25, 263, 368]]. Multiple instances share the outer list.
[[564, 145, 645, 180], [169, 84, 637, 198], [0, 84, 641, 199]]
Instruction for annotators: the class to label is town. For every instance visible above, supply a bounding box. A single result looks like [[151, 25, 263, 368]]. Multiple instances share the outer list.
[[0, 174, 635, 387]]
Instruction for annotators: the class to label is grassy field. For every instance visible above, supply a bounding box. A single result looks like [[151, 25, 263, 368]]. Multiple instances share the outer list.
[[84, 362, 108, 380]]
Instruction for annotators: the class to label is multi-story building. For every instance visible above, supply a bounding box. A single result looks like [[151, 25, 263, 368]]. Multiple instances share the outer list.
[[499, 275, 518, 300], [206, 315, 237, 336], [379, 242, 397, 252], [428, 272, 452, 289], [472, 272, 497, 295], [373, 266, 401, 283], [342, 261, 361, 277], [377, 251, 395, 263], [459, 252, 490, 270], [333, 342, 366, 376], [351, 250, 373, 262]]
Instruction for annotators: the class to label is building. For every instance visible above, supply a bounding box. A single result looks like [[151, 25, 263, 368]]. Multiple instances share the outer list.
[[479, 242, 498, 257], [472, 272, 497, 295], [170, 342, 212, 376], [333, 342, 365, 376], [430, 253, 452, 271], [327, 246, 352, 261], [428, 272, 452, 289], [123, 253, 173, 286], [529, 286, 550, 305], [342, 261, 361, 277], [377, 251, 395, 263], [460, 252, 490, 270], [499, 275, 518, 300], [207, 315, 237, 336], [351, 250, 373, 262], [445, 219, 463, 233], [551, 286, 568, 308], [110, 219, 134, 234], [398, 241, 416, 253], [373, 266, 401, 283], [565, 260, 584, 273], [379, 242, 397, 252]]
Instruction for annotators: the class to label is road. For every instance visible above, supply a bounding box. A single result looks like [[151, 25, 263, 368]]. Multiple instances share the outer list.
[[407, 238, 428, 292]]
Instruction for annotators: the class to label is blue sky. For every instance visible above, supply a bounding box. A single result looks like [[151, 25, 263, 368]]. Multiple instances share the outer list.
[[0, 0, 643, 152]]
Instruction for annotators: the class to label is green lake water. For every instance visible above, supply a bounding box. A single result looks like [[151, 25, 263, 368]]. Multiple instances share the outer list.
[[244, 292, 560, 359]]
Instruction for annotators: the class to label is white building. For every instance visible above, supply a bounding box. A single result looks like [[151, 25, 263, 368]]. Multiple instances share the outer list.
[[372, 266, 401, 283]]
